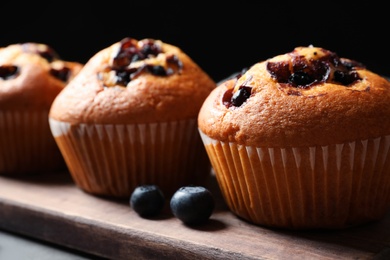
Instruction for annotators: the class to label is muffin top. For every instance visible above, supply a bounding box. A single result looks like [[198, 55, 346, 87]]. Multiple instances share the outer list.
[[0, 42, 83, 110], [49, 37, 216, 124], [198, 46, 390, 147]]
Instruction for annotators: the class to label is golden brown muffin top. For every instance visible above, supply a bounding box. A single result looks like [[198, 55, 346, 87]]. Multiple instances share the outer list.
[[49, 37, 216, 124], [198, 46, 390, 147], [0, 42, 83, 110]]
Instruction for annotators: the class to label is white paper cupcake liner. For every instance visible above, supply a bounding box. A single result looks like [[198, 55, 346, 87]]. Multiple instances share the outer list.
[[49, 118, 210, 197], [199, 130, 390, 229], [0, 110, 65, 174]]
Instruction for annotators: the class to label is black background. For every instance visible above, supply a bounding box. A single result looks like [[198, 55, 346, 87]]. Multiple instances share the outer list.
[[1, 2, 388, 83]]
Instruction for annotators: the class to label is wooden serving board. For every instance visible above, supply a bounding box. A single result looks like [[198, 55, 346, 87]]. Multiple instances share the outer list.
[[0, 172, 390, 260]]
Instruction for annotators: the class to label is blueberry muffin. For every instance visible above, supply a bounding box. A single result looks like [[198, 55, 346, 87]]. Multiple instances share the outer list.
[[0, 42, 83, 175], [198, 45, 390, 229], [49, 37, 216, 198]]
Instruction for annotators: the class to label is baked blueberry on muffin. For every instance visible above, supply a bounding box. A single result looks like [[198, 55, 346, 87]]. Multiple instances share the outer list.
[[49, 37, 216, 198], [198, 45, 390, 229], [0, 42, 83, 175]]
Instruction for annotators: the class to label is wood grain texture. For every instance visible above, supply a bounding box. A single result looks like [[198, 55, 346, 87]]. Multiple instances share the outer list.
[[0, 172, 390, 260]]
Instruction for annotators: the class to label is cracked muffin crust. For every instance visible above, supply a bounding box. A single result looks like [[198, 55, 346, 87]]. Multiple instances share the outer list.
[[49, 37, 216, 124], [199, 46, 390, 147], [198, 46, 390, 229]]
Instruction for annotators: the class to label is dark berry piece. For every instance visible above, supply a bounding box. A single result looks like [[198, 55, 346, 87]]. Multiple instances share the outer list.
[[333, 70, 360, 85], [266, 47, 362, 92], [130, 185, 165, 217], [140, 40, 161, 57], [166, 54, 183, 73], [288, 71, 313, 87], [231, 86, 252, 107], [50, 67, 71, 82], [38, 49, 58, 63], [0, 65, 18, 80], [131, 53, 143, 63], [222, 88, 234, 108], [115, 69, 133, 86], [147, 65, 167, 76], [267, 61, 290, 83], [170, 186, 215, 225], [113, 52, 133, 67]]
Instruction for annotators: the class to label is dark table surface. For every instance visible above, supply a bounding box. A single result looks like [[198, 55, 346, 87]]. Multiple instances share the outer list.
[[0, 229, 105, 260]]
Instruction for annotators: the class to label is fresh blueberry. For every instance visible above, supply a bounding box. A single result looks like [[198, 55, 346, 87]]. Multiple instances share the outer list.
[[170, 186, 215, 225], [130, 185, 165, 217]]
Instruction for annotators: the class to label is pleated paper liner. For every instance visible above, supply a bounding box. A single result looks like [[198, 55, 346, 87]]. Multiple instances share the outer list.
[[0, 110, 66, 175], [199, 130, 390, 229], [49, 118, 211, 198]]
